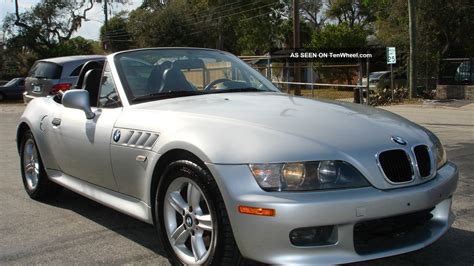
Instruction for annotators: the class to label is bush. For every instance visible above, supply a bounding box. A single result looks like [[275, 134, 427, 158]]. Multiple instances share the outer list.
[[370, 87, 408, 106]]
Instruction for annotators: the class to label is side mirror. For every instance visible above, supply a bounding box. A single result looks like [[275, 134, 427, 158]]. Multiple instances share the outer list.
[[62, 89, 95, 119]]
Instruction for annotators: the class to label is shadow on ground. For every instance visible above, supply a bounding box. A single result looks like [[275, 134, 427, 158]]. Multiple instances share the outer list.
[[41, 188, 168, 258]]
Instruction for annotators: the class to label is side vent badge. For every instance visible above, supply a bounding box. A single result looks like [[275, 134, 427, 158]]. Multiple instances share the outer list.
[[113, 129, 121, 143]]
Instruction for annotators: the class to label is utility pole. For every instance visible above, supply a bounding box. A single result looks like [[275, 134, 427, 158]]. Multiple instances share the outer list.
[[104, 0, 108, 31], [408, 0, 417, 99], [293, 0, 301, 96], [103, 0, 109, 50], [218, 0, 223, 50]]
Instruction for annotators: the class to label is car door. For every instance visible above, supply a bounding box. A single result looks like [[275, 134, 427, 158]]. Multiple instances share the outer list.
[[52, 62, 122, 190]]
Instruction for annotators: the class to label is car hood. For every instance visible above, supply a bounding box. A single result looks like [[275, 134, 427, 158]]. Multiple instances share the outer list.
[[124, 92, 432, 189]]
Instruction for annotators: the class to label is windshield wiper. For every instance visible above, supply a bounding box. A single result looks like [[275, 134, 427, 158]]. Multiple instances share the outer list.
[[205, 87, 269, 94], [132, 91, 203, 103]]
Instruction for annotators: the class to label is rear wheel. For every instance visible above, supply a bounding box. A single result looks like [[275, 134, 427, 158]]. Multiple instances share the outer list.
[[20, 130, 61, 199], [155, 160, 245, 265], [0, 93, 5, 101]]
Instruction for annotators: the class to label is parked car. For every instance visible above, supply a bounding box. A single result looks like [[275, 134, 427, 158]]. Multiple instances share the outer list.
[[0, 77, 25, 100], [17, 48, 458, 265], [23, 55, 105, 104], [361, 71, 407, 91], [454, 61, 473, 84]]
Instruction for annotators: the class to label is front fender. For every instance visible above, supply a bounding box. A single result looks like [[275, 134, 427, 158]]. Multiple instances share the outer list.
[[17, 98, 60, 170]]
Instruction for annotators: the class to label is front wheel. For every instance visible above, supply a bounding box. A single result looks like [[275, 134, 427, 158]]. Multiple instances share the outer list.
[[156, 160, 245, 265], [20, 130, 61, 199]]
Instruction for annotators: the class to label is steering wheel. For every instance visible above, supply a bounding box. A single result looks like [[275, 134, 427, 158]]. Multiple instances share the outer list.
[[203, 78, 233, 91]]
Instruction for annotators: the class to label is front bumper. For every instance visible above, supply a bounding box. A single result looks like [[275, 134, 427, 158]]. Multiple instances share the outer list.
[[22, 91, 35, 104], [206, 162, 458, 264]]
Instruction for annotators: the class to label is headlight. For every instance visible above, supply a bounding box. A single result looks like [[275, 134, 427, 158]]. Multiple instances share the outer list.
[[425, 130, 447, 168], [249, 161, 369, 191]]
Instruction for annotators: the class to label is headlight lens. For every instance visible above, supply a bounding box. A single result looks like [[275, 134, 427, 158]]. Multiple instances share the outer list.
[[425, 130, 447, 168], [249, 161, 369, 191]]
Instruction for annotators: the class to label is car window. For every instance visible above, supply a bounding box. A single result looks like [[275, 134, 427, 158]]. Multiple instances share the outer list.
[[98, 63, 121, 108], [369, 72, 385, 80], [4, 78, 18, 86], [118, 57, 153, 96], [29, 62, 62, 79], [18, 79, 25, 86], [70, 64, 84, 77]]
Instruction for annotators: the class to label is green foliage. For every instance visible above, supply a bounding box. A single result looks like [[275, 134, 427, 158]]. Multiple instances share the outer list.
[[127, 0, 285, 54], [326, 0, 376, 27], [128, 0, 215, 49], [279, 18, 314, 48], [310, 23, 368, 49], [100, 12, 132, 52], [234, 1, 286, 54]]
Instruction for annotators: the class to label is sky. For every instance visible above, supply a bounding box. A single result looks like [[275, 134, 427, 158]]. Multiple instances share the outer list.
[[0, 0, 141, 40]]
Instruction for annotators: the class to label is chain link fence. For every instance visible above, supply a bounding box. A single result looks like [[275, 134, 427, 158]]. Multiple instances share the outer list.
[[240, 55, 368, 104], [240, 55, 414, 106]]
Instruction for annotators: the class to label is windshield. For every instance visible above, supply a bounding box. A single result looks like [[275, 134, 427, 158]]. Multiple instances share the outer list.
[[369, 72, 386, 80], [114, 49, 280, 103], [4, 78, 19, 86]]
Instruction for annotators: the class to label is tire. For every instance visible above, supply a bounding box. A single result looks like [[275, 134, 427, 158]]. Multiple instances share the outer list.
[[0, 93, 5, 101], [155, 160, 245, 265], [20, 130, 62, 199]]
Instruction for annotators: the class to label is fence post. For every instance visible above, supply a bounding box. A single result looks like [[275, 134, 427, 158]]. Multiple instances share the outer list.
[[286, 60, 290, 93], [358, 60, 363, 104], [310, 62, 314, 98], [366, 57, 370, 105], [470, 57, 473, 85]]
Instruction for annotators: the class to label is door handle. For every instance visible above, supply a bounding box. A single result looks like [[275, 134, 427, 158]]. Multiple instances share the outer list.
[[52, 118, 61, 126]]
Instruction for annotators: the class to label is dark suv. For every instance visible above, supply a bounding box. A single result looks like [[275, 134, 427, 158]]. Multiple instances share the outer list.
[[23, 55, 105, 103]]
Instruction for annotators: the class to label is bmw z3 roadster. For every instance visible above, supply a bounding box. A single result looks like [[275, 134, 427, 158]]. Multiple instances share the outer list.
[[17, 48, 458, 265]]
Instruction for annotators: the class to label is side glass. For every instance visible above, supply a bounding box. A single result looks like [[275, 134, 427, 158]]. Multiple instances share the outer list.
[[98, 63, 121, 108]]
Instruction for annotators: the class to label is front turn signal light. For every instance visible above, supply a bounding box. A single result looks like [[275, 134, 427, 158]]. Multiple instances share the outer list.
[[238, 205, 275, 216]]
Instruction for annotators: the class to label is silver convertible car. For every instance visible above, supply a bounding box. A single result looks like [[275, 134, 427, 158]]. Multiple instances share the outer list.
[[17, 48, 458, 265]]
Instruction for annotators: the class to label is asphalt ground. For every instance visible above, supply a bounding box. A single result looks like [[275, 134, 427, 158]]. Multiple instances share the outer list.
[[0, 101, 472, 265]]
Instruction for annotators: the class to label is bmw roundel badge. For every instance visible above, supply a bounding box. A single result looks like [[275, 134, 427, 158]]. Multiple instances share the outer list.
[[113, 129, 121, 142], [391, 136, 407, 146]]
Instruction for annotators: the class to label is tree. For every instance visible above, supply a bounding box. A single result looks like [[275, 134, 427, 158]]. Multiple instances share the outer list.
[[300, 0, 325, 30], [326, 0, 376, 28], [100, 12, 132, 52], [234, 0, 286, 54], [127, 0, 285, 54], [310, 23, 369, 84], [7, 0, 95, 50], [374, 0, 474, 93], [128, 0, 215, 49]]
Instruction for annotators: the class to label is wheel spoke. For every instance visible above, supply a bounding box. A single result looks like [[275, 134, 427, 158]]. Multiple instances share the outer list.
[[168, 191, 188, 214], [25, 143, 33, 159], [24, 162, 35, 174], [187, 183, 201, 211], [170, 224, 189, 245], [191, 234, 207, 261], [196, 214, 212, 231]]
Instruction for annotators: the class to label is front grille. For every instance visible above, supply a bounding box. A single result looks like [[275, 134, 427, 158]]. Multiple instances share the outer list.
[[354, 208, 434, 255], [414, 145, 431, 178], [378, 150, 413, 183]]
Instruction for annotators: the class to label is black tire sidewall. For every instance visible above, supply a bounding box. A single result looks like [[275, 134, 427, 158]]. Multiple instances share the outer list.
[[155, 160, 222, 266]]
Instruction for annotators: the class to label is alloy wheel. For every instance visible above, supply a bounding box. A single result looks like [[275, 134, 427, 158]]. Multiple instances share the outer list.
[[164, 177, 215, 264], [23, 138, 40, 190]]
